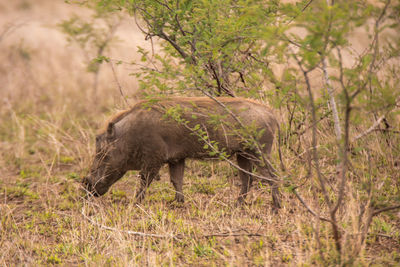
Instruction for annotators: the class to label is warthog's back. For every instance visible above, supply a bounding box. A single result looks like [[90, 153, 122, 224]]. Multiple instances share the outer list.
[[111, 97, 277, 162]]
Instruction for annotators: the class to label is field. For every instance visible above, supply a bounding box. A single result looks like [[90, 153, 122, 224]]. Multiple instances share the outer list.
[[1, 0, 399, 265]]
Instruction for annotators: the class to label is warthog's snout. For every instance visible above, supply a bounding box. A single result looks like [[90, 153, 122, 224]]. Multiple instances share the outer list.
[[82, 177, 100, 197]]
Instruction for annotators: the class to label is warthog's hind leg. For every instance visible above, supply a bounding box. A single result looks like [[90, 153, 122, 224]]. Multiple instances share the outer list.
[[136, 167, 161, 202], [169, 159, 185, 203], [256, 160, 281, 210], [236, 154, 253, 204]]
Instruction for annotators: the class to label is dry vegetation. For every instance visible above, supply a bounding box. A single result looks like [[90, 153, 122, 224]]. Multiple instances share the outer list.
[[0, 0, 399, 266]]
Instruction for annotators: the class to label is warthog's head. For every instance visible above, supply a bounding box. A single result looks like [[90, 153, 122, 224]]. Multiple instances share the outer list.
[[83, 122, 126, 196]]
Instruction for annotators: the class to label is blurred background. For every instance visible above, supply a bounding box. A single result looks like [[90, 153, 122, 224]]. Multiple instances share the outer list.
[[0, 0, 152, 115]]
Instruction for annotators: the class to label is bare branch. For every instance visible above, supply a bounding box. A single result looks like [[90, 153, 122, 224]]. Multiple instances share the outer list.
[[109, 61, 131, 108], [154, 0, 172, 11], [373, 205, 400, 216], [0, 21, 26, 43], [292, 189, 332, 223], [322, 59, 342, 140], [159, 30, 191, 61], [350, 0, 391, 101], [291, 50, 330, 206], [353, 115, 385, 142], [202, 232, 262, 238], [285, 0, 315, 25], [81, 206, 175, 239]]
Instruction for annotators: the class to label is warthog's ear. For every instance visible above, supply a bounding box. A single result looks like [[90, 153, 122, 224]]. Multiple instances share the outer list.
[[107, 122, 116, 139]]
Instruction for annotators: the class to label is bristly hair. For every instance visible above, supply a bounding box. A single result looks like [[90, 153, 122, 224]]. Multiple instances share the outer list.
[[96, 97, 270, 135], [97, 109, 131, 135]]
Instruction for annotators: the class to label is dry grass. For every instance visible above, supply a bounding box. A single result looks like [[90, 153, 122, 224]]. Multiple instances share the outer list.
[[0, 0, 399, 266]]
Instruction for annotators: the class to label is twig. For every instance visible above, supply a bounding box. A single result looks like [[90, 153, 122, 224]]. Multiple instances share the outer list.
[[291, 49, 330, 206], [202, 232, 263, 238], [0, 21, 26, 43], [81, 207, 175, 239], [286, 0, 315, 25], [372, 129, 400, 134], [322, 59, 341, 140], [292, 47, 344, 252], [293, 109, 332, 137], [109, 61, 131, 108], [372, 204, 400, 216], [292, 189, 332, 223], [376, 233, 394, 238], [159, 31, 190, 62], [353, 115, 385, 142]]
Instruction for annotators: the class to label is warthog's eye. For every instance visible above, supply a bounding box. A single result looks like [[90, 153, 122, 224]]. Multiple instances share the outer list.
[[95, 135, 106, 153], [94, 142, 113, 161]]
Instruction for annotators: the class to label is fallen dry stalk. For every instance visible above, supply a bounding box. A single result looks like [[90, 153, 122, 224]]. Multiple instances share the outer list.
[[81, 206, 175, 239]]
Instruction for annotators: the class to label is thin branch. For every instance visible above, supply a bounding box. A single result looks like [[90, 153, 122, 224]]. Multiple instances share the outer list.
[[159, 30, 191, 61], [293, 109, 332, 137], [350, 0, 391, 101], [329, 100, 350, 229], [0, 21, 26, 43], [291, 50, 330, 206], [353, 115, 385, 142], [133, 10, 151, 36], [81, 207, 175, 239], [173, 8, 198, 64], [208, 61, 223, 96], [277, 124, 287, 171], [109, 61, 131, 108], [285, 0, 315, 25], [292, 189, 332, 223], [202, 232, 263, 238], [154, 0, 172, 11], [372, 128, 400, 134], [372, 204, 400, 216], [293, 46, 343, 252], [322, 59, 342, 140]]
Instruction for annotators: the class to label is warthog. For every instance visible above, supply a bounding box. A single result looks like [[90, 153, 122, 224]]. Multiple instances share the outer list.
[[83, 97, 281, 208]]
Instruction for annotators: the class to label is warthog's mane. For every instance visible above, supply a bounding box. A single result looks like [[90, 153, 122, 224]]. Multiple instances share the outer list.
[[97, 97, 268, 135], [97, 109, 132, 135]]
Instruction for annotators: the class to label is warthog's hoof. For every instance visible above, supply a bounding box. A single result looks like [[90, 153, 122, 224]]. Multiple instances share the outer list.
[[236, 196, 249, 206], [174, 194, 184, 203], [135, 191, 145, 203]]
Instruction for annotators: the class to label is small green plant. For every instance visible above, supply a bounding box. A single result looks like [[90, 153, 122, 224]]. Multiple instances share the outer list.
[[193, 242, 214, 258], [47, 254, 62, 264], [58, 7, 120, 98], [60, 156, 75, 164], [111, 189, 127, 201]]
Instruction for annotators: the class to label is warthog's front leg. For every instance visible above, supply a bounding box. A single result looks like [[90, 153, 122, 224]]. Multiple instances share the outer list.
[[136, 167, 161, 202], [169, 159, 185, 203]]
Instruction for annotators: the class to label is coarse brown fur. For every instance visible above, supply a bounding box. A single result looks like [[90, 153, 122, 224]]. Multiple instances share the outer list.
[[98, 97, 268, 134], [83, 97, 281, 208]]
